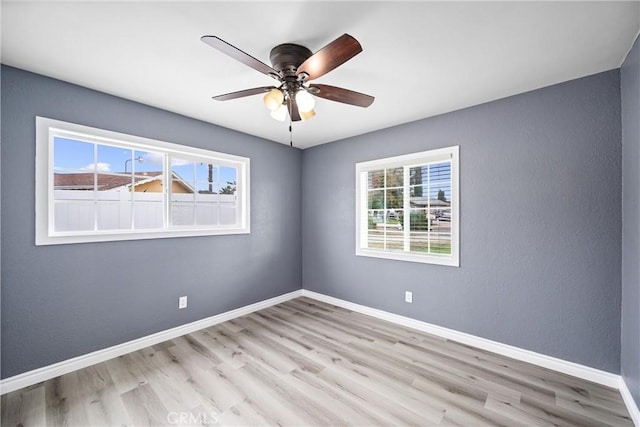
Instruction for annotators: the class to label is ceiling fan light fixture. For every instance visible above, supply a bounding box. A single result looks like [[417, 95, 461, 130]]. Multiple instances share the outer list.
[[263, 89, 284, 111], [270, 103, 287, 121], [203, 33, 374, 138], [300, 109, 316, 121], [295, 89, 315, 113]]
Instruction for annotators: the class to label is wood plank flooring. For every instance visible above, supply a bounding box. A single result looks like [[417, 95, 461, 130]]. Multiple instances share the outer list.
[[1, 297, 634, 426]]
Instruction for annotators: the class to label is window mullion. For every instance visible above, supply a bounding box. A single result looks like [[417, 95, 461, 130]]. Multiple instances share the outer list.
[[381, 169, 385, 250], [191, 163, 197, 226], [403, 166, 410, 252], [129, 152, 135, 230], [166, 155, 172, 230], [216, 164, 221, 226], [427, 163, 431, 254], [93, 143, 98, 232]]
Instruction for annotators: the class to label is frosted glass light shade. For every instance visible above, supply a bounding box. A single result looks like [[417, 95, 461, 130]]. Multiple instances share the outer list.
[[270, 104, 287, 121], [295, 90, 315, 113], [263, 89, 284, 111]]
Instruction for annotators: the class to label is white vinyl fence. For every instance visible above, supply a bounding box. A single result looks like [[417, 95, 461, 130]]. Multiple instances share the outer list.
[[54, 190, 237, 232]]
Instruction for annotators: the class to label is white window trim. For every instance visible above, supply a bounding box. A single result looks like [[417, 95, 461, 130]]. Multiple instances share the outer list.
[[355, 146, 460, 266], [35, 117, 250, 245]]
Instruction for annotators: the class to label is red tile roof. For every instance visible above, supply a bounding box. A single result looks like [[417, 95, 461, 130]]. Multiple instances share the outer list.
[[54, 172, 162, 191]]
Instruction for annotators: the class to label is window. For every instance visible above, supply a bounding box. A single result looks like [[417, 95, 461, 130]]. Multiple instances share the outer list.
[[36, 117, 250, 245], [356, 146, 459, 266]]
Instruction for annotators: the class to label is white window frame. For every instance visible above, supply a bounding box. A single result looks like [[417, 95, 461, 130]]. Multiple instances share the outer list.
[[355, 146, 459, 266], [35, 117, 250, 245]]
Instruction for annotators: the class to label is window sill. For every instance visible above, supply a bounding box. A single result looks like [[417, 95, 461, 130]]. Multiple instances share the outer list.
[[36, 226, 250, 246], [356, 248, 459, 267]]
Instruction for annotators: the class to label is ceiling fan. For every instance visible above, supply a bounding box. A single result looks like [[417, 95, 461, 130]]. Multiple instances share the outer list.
[[200, 34, 375, 124]]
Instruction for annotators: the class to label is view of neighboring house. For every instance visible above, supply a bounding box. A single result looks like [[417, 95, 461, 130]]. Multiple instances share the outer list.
[[53, 171, 194, 193], [410, 197, 451, 221]]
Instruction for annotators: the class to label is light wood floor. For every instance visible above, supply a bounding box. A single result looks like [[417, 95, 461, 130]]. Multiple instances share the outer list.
[[1, 297, 634, 426]]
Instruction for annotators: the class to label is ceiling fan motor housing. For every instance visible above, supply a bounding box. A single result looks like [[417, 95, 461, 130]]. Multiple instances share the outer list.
[[269, 43, 312, 75]]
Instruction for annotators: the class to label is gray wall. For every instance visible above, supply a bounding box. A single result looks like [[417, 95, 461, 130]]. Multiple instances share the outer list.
[[302, 70, 622, 373], [1, 63, 630, 381], [622, 34, 640, 407], [0, 66, 302, 379]]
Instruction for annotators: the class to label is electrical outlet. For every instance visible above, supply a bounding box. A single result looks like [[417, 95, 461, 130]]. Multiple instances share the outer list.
[[405, 291, 413, 303], [178, 296, 188, 309]]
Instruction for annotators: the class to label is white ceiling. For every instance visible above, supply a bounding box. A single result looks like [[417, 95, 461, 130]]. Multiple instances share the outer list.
[[2, 1, 639, 149]]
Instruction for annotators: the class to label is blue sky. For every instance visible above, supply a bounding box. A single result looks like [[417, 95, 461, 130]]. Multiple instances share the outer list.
[[53, 137, 237, 191]]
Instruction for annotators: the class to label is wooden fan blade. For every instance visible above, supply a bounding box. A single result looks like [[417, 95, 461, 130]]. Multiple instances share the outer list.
[[212, 86, 276, 101], [288, 97, 301, 122], [201, 36, 280, 79], [296, 34, 362, 81], [309, 84, 374, 107]]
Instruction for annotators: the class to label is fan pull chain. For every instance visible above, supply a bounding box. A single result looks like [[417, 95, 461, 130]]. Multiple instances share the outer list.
[[288, 103, 293, 147], [289, 124, 293, 147]]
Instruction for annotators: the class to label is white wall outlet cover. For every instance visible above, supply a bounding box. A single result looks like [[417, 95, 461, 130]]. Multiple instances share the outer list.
[[405, 291, 413, 303], [179, 296, 188, 309]]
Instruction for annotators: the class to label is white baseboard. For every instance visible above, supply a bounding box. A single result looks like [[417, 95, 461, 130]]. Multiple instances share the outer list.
[[0, 290, 302, 395], [620, 377, 640, 427], [301, 290, 622, 389]]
